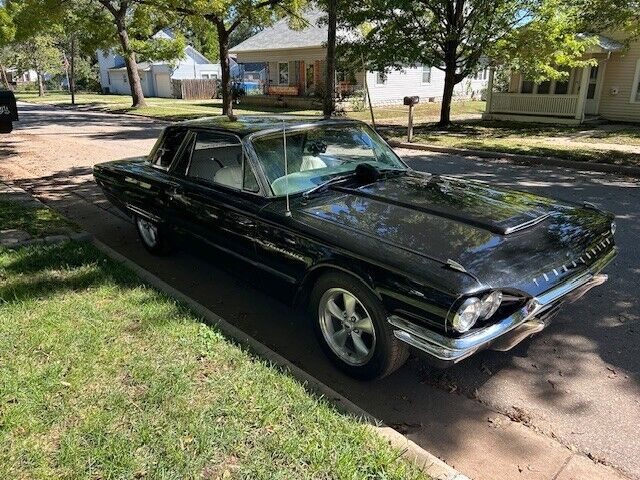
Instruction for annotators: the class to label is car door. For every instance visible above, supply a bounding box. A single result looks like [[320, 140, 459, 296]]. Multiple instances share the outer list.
[[167, 129, 264, 263]]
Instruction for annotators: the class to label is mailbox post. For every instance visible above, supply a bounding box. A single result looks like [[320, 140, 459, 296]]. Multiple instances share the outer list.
[[403, 96, 419, 143], [0, 90, 18, 134]]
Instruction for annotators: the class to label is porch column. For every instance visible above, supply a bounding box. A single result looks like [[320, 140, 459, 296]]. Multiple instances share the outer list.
[[575, 65, 591, 122], [486, 67, 495, 113]]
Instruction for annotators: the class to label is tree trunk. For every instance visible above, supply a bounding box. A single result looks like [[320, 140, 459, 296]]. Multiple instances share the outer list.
[[70, 36, 76, 105], [216, 23, 233, 118], [37, 71, 45, 96], [439, 67, 457, 127], [323, 0, 337, 117], [0, 63, 9, 90], [115, 17, 147, 108]]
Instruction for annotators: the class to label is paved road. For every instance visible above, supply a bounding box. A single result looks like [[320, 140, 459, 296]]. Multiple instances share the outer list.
[[1, 103, 637, 480]]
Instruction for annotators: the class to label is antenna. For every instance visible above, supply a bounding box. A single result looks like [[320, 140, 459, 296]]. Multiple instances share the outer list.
[[283, 121, 292, 217]]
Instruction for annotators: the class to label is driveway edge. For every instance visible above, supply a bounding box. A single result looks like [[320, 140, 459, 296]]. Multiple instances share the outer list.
[[90, 237, 470, 480], [389, 140, 640, 178]]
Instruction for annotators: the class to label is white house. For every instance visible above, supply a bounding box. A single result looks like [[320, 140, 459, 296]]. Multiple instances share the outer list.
[[229, 9, 488, 106], [5, 69, 39, 84], [97, 31, 223, 98]]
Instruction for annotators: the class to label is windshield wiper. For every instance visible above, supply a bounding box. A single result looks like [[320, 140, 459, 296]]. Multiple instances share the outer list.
[[302, 173, 357, 199]]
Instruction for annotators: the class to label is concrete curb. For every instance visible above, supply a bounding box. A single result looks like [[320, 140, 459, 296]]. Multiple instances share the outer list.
[[389, 140, 640, 178], [91, 237, 470, 480]]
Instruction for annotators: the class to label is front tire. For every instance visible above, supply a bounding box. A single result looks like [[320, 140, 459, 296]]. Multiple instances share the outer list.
[[135, 216, 173, 255], [310, 272, 409, 380]]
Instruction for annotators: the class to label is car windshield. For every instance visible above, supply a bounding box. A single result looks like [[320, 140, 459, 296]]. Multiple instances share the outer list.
[[250, 124, 407, 196]]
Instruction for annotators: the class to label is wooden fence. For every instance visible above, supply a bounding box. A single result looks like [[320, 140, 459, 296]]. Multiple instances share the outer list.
[[173, 79, 217, 100]]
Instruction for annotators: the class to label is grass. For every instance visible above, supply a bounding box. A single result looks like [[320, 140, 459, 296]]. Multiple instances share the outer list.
[[383, 120, 640, 167], [0, 199, 79, 237], [0, 201, 427, 479], [15, 90, 485, 125]]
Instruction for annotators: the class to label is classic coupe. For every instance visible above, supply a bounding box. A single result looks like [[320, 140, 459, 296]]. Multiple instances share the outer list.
[[94, 116, 617, 379]]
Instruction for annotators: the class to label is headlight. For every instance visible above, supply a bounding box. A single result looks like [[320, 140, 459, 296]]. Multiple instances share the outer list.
[[452, 297, 481, 333], [611, 220, 616, 235], [479, 291, 503, 319]]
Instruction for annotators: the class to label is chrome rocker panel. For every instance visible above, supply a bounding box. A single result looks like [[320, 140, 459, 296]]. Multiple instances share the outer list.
[[389, 248, 617, 367]]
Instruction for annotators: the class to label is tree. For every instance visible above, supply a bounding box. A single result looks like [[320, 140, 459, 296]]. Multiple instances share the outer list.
[[577, 1, 640, 39], [339, 0, 597, 126], [11, 35, 62, 95], [159, 0, 307, 117], [9, 0, 184, 107], [0, 2, 16, 89], [323, 0, 337, 116]]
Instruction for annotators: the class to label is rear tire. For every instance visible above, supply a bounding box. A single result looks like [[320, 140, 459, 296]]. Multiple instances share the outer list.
[[135, 216, 173, 255], [310, 272, 409, 380]]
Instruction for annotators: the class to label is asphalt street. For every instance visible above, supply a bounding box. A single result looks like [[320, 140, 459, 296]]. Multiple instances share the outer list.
[[1, 103, 637, 480]]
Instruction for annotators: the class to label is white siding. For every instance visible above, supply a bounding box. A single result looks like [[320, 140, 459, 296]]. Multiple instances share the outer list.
[[365, 67, 486, 106]]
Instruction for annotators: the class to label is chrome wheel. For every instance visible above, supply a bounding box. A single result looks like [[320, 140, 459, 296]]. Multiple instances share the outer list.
[[137, 217, 158, 247], [318, 288, 376, 366]]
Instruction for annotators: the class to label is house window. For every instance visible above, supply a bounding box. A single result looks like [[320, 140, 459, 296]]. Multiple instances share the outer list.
[[107, 72, 111, 85], [537, 80, 551, 94], [375, 71, 386, 85], [520, 79, 534, 94], [278, 62, 289, 85], [422, 65, 432, 84], [554, 80, 569, 95]]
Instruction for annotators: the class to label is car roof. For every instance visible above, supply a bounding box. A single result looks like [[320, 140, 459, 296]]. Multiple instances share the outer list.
[[177, 115, 365, 137]]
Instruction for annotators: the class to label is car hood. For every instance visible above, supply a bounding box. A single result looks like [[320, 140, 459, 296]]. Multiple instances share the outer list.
[[297, 172, 615, 295]]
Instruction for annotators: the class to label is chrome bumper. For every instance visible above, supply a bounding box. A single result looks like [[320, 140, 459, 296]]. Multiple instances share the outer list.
[[390, 248, 617, 367]]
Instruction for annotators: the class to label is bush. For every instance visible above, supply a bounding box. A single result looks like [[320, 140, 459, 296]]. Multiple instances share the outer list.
[[349, 89, 366, 112]]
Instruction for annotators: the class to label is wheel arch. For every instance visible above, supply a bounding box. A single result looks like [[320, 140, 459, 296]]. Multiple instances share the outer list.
[[293, 262, 382, 310]]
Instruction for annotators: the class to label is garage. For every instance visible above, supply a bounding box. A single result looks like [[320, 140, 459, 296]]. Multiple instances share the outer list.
[[154, 73, 173, 98]]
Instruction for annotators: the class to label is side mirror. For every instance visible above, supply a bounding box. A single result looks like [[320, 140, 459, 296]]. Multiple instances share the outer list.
[[0, 90, 18, 134]]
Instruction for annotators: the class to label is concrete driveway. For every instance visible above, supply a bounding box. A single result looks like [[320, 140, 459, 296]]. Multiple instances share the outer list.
[[1, 102, 637, 480]]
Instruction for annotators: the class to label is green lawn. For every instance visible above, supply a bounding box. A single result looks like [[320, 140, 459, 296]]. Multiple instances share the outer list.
[[0, 199, 79, 236], [15, 90, 485, 125], [383, 120, 640, 167], [0, 202, 426, 479], [24, 90, 639, 166]]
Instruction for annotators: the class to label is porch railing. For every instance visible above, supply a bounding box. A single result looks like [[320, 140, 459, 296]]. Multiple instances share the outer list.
[[488, 93, 579, 117]]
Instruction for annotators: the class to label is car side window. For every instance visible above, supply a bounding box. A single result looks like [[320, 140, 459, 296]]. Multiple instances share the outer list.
[[243, 156, 260, 193], [186, 131, 243, 189], [149, 127, 188, 169]]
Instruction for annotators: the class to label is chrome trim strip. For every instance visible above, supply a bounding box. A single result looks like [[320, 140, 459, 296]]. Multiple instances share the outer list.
[[390, 247, 617, 364], [126, 204, 161, 223]]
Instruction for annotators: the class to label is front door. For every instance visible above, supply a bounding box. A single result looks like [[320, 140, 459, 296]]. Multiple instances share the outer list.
[[167, 129, 260, 262], [585, 65, 602, 115]]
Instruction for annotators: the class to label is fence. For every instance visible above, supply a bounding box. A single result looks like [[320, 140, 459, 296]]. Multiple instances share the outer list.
[[173, 79, 217, 100]]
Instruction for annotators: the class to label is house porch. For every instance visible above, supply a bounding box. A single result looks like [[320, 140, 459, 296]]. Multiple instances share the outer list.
[[484, 37, 623, 124]]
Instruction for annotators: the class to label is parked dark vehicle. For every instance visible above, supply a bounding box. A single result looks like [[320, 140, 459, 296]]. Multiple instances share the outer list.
[[0, 90, 18, 134], [94, 117, 617, 379]]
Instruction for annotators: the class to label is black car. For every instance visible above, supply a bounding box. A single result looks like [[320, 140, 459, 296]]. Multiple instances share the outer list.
[[0, 90, 18, 134], [94, 116, 617, 379]]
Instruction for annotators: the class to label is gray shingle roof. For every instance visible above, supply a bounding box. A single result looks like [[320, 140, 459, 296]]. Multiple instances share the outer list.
[[230, 9, 327, 53], [578, 33, 624, 52]]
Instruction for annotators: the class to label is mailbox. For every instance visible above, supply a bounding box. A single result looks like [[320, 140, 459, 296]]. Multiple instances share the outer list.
[[0, 90, 18, 134], [403, 96, 420, 106]]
